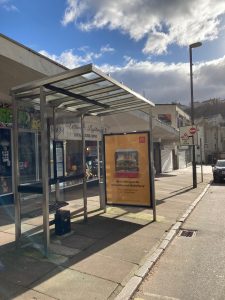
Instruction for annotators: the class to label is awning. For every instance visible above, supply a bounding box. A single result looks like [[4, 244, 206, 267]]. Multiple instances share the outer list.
[[11, 64, 154, 115]]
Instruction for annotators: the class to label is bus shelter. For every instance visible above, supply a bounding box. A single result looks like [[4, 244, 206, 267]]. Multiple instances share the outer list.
[[10, 64, 155, 255]]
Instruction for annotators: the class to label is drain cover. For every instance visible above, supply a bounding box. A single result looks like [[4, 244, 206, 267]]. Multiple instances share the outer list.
[[179, 229, 197, 237]]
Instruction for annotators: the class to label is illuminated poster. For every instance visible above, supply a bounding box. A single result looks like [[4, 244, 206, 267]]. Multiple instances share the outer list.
[[53, 141, 65, 178], [104, 132, 151, 207]]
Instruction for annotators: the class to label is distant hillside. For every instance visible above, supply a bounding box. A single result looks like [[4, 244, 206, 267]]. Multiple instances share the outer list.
[[180, 99, 225, 119]]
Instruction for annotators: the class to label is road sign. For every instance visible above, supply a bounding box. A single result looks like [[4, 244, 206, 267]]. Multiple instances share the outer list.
[[180, 126, 198, 146], [189, 127, 197, 135]]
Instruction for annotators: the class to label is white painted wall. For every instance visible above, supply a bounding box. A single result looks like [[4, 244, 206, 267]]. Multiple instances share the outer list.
[[178, 149, 186, 169], [161, 148, 173, 172]]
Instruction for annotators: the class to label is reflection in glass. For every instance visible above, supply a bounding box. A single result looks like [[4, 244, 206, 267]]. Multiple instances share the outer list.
[[0, 128, 12, 195]]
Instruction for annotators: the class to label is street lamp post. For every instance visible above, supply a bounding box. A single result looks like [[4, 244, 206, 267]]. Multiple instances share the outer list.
[[189, 42, 202, 189]]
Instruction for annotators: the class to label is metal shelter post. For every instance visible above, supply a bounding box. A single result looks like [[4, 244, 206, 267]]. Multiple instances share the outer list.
[[99, 117, 106, 212], [40, 86, 50, 255], [81, 114, 88, 222], [200, 138, 203, 182], [53, 107, 60, 203], [149, 109, 156, 222], [12, 93, 21, 245]]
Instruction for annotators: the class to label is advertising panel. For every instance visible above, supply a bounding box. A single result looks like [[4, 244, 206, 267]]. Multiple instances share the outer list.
[[53, 141, 65, 179], [104, 132, 151, 207]]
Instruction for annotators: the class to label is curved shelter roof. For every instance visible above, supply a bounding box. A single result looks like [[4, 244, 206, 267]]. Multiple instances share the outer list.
[[11, 64, 154, 115]]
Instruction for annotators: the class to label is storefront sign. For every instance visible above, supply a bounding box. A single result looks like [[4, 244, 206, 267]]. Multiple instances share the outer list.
[[104, 132, 151, 207], [51, 121, 102, 141], [158, 114, 172, 125]]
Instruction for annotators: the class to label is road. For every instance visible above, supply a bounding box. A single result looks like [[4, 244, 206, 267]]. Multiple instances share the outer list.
[[134, 181, 225, 300]]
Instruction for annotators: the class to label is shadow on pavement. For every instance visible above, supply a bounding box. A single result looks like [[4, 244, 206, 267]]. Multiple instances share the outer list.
[[156, 173, 177, 178], [0, 207, 154, 299], [156, 186, 194, 205]]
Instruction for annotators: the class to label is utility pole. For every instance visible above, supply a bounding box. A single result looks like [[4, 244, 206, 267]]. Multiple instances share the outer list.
[[189, 42, 202, 189]]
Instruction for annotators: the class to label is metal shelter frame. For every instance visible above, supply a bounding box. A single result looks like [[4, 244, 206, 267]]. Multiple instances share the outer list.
[[11, 63, 156, 255]]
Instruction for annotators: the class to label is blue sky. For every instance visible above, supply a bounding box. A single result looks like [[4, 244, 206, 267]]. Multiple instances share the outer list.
[[1, 0, 225, 104]]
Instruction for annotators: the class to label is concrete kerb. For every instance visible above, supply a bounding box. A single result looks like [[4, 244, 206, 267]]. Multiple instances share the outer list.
[[178, 182, 211, 223], [114, 181, 211, 300]]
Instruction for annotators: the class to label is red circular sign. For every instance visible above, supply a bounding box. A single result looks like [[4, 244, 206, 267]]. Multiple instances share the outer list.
[[189, 127, 196, 134]]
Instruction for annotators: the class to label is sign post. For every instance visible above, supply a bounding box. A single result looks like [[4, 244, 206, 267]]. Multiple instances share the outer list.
[[200, 138, 203, 182], [180, 125, 198, 188], [179, 126, 198, 146]]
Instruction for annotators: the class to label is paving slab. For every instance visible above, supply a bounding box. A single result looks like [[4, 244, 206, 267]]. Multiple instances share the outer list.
[[69, 252, 137, 284], [49, 243, 81, 257], [0, 231, 14, 245], [0, 277, 25, 300], [11, 289, 58, 300], [2, 222, 38, 235], [70, 220, 114, 239], [32, 267, 117, 300], [80, 232, 160, 264], [0, 166, 213, 299], [0, 252, 56, 287], [58, 233, 97, 250]]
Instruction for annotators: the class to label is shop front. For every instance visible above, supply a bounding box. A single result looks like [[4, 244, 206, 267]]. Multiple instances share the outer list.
[[0, 127, 12, 203], [0, 101, 103, 205], [50, 117, 102, 188], [0, 103, 41, 204]]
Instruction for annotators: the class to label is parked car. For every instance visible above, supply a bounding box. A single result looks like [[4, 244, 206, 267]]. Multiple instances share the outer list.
[[212, 160, 225, 183]]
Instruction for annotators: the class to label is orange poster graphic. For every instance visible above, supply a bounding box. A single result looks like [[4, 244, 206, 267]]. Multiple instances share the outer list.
[[104, 132, 151, 207]]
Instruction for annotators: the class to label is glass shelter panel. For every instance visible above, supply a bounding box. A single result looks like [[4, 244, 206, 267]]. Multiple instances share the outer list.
[[10, 64, 156, 254], [0, 128, 12, 196]]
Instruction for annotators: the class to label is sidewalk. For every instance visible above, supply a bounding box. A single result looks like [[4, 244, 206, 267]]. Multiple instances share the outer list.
[[134, 172, 224, 300], [0, 166, 212, 300]]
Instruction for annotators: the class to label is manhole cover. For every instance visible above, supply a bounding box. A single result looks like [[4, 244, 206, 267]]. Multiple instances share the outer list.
[[178, 229, 197, 237]]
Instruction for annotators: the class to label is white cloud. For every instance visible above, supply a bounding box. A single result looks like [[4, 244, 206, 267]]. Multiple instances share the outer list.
[[39, 44, 115, 69], [61, 0, 86, 26], [0, 0, 18, 11], [98, 56, 225, 104], [61, 0, 225, 55], [100, 44, 115, 53], [39, 47, 225, 104], [39, 49, 91, 69]]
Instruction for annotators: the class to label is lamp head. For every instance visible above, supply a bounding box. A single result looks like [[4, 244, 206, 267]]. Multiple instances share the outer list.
[[190, 42, 202, 48]]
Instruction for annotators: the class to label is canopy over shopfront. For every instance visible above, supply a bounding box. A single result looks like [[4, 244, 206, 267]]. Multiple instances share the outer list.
[[11, 63, 155, 255]]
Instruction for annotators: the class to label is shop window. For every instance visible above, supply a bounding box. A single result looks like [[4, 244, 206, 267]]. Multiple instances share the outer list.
[[86, 141, 98, 179], [0, 128, 12, 195], [18, 132, 36, 183]]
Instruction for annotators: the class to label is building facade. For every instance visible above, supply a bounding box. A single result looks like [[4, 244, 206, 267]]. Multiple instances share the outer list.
[[0, 34, 191, 204], [196, 114, 225, 164], [153, 104, 192, 171]]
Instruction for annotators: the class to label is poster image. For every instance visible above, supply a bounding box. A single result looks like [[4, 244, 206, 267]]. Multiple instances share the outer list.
[[104, 132, 151, 207], [53, 141, 65, 178], [115, 149, 139, 178]]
